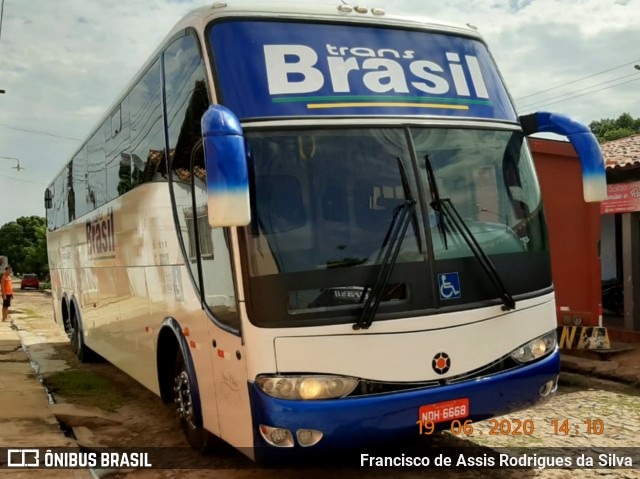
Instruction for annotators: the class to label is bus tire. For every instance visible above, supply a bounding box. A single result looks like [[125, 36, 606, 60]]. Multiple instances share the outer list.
[[173, 350, 215, 452], [69, 311, 97, 363]]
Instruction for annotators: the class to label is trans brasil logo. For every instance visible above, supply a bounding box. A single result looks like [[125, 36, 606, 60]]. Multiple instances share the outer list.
[[209, 21, 517, 121], [85, 208, 115, 258], [264, 43, 490, 111]]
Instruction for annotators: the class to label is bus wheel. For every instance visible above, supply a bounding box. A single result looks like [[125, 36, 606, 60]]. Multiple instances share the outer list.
[[173, 351, 214, 452], [69, 313, 96, 363]]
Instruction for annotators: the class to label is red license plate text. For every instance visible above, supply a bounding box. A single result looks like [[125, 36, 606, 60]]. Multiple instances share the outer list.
[[419, 398, 469, 424]]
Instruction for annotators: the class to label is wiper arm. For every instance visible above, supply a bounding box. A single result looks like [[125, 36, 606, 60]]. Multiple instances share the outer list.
[[353, 199, 415, 330], [397, 157, 423, 255], [424, 154, 515, 311], [424, 154, 448, 249], [354, 158, 416, 331]]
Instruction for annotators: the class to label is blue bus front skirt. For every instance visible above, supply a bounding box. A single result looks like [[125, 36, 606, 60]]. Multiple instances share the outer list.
[[248, 349, 559, 451]]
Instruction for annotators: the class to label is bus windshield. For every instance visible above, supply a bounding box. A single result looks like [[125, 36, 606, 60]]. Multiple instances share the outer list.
[[242, 127, 551, 326]]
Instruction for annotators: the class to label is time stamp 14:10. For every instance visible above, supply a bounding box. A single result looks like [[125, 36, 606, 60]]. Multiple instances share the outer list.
[[417, 418, 606, 436]]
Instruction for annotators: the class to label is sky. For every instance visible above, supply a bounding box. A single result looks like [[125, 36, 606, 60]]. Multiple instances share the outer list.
[[0, 0, 639, 226]]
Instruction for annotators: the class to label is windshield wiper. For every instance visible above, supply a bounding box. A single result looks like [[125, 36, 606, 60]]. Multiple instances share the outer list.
[[354, 158, 416, 330], [424, 154, 516, 311], [424, 154, 448, 250]]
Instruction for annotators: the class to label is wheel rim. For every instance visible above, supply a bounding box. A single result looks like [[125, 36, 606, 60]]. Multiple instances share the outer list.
[[174, 370, 197, 430], [66, 317, 75, 339]]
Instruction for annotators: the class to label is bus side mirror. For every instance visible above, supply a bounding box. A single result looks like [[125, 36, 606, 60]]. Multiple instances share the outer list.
[[519, 112, 607, 202], [201, 104, 250, 227], [44, 188, 53, 209]]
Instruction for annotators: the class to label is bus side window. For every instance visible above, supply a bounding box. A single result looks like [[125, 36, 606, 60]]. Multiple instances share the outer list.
[[164, 32, 239, 330], [106, 100, 132, 199], [129, 60, 165, 188], [66, 162, 75, 222], [73, 147, 89, 218], [87, 124, 107, 211]]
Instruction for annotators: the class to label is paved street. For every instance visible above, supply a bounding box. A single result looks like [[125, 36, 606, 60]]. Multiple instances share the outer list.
[[1, 287, 638, 478]]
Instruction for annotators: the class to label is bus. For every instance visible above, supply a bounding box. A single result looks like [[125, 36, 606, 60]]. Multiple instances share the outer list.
[[45, 2, 606, 459]]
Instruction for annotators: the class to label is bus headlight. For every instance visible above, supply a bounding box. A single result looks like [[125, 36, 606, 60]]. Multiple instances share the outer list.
[[256, 375, 359, 400], [510, 331, 557, 363]]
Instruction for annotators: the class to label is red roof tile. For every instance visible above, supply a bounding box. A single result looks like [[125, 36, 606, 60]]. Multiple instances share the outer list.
[[601, 134, 640, 170]]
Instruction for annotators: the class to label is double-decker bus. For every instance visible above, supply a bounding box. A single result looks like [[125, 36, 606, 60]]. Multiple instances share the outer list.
[[45, 2, 606, 459]]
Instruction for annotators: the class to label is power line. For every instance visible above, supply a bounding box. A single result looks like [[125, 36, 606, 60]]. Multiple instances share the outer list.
[[0, 0, 5, 44], [519, 76, 640, 114], [0, 173, 46, 186], [514, 58, 640, 101], [518, 71, 640, 111], [0, 123, 81, 142]]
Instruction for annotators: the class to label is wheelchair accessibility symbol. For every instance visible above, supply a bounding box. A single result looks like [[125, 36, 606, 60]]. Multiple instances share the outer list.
[[438, 272, 461, 300]]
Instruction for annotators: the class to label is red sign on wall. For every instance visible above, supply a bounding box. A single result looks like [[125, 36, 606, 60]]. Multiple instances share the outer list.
[[600, 181, 640, 214]]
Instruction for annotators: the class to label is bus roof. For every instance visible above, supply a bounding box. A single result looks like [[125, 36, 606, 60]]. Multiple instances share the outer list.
[[48, 2, 487, 188], [176, 2, 481, 35]]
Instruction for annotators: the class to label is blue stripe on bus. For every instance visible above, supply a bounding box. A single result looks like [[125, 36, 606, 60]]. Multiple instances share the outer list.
[[248, 349, 559, 449]]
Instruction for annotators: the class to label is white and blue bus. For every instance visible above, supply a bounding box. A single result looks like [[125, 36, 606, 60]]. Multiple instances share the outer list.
[[45, 2, 606, 459]]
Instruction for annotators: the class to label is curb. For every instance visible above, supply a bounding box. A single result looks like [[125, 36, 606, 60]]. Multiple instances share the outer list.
[[560, 353, 639, 387]]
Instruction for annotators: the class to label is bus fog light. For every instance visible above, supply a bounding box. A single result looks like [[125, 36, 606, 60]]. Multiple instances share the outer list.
[[539, 380, 555, 397], [259, 425, 294, 447], [296, 428, 323, 447], [510, 331, 557, 363]]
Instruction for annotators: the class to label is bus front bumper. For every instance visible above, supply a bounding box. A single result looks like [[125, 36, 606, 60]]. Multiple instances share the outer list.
[[248, 349, 559, 449]]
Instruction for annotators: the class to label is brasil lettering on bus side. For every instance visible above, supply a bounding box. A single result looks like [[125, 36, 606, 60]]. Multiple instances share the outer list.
[[85, 208, 115, 257], [263, 43, 489, 99]]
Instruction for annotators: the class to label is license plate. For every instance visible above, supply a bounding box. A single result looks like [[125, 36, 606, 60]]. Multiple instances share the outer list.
[[419, 398, 469, 424]]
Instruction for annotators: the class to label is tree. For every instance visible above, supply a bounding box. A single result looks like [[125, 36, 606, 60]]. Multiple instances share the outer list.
[[0, 216, 49, 278], [590, 112, 640, 143]]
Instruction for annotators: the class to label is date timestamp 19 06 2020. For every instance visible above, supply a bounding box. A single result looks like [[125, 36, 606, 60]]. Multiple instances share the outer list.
[[416, 418, 606, 436]]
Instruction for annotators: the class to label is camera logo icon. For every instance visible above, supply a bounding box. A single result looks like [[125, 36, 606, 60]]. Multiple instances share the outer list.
[[7, 449, 40, 467]]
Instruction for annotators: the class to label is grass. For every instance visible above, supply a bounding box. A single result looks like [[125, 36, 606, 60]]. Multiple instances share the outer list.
[[45, 370, 127, 412], [20, 308, 38, 319]]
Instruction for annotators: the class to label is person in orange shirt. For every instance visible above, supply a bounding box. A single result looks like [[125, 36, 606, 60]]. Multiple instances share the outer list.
[[2, 266, 13, 322]]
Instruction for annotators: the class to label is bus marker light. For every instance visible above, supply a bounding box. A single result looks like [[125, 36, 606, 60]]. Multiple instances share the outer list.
[[189, 340, 196, 349], [337, 5, 353, 13], [354, 6, 369, 14], [217, 349, 231, 360], [296, 429, 323, 447], [182, 327, 190, 337], [371, 7, 385, 15]]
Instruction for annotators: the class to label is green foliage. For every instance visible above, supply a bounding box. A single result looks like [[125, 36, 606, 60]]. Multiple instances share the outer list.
[[590, 112, 640, 143], [45, 370, 126, 412], [0, 216, 48, 278], [601, 128, 636, 143]]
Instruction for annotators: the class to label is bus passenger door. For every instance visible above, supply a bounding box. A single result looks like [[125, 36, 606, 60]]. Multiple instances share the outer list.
[[199, 228, 253, 449]]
